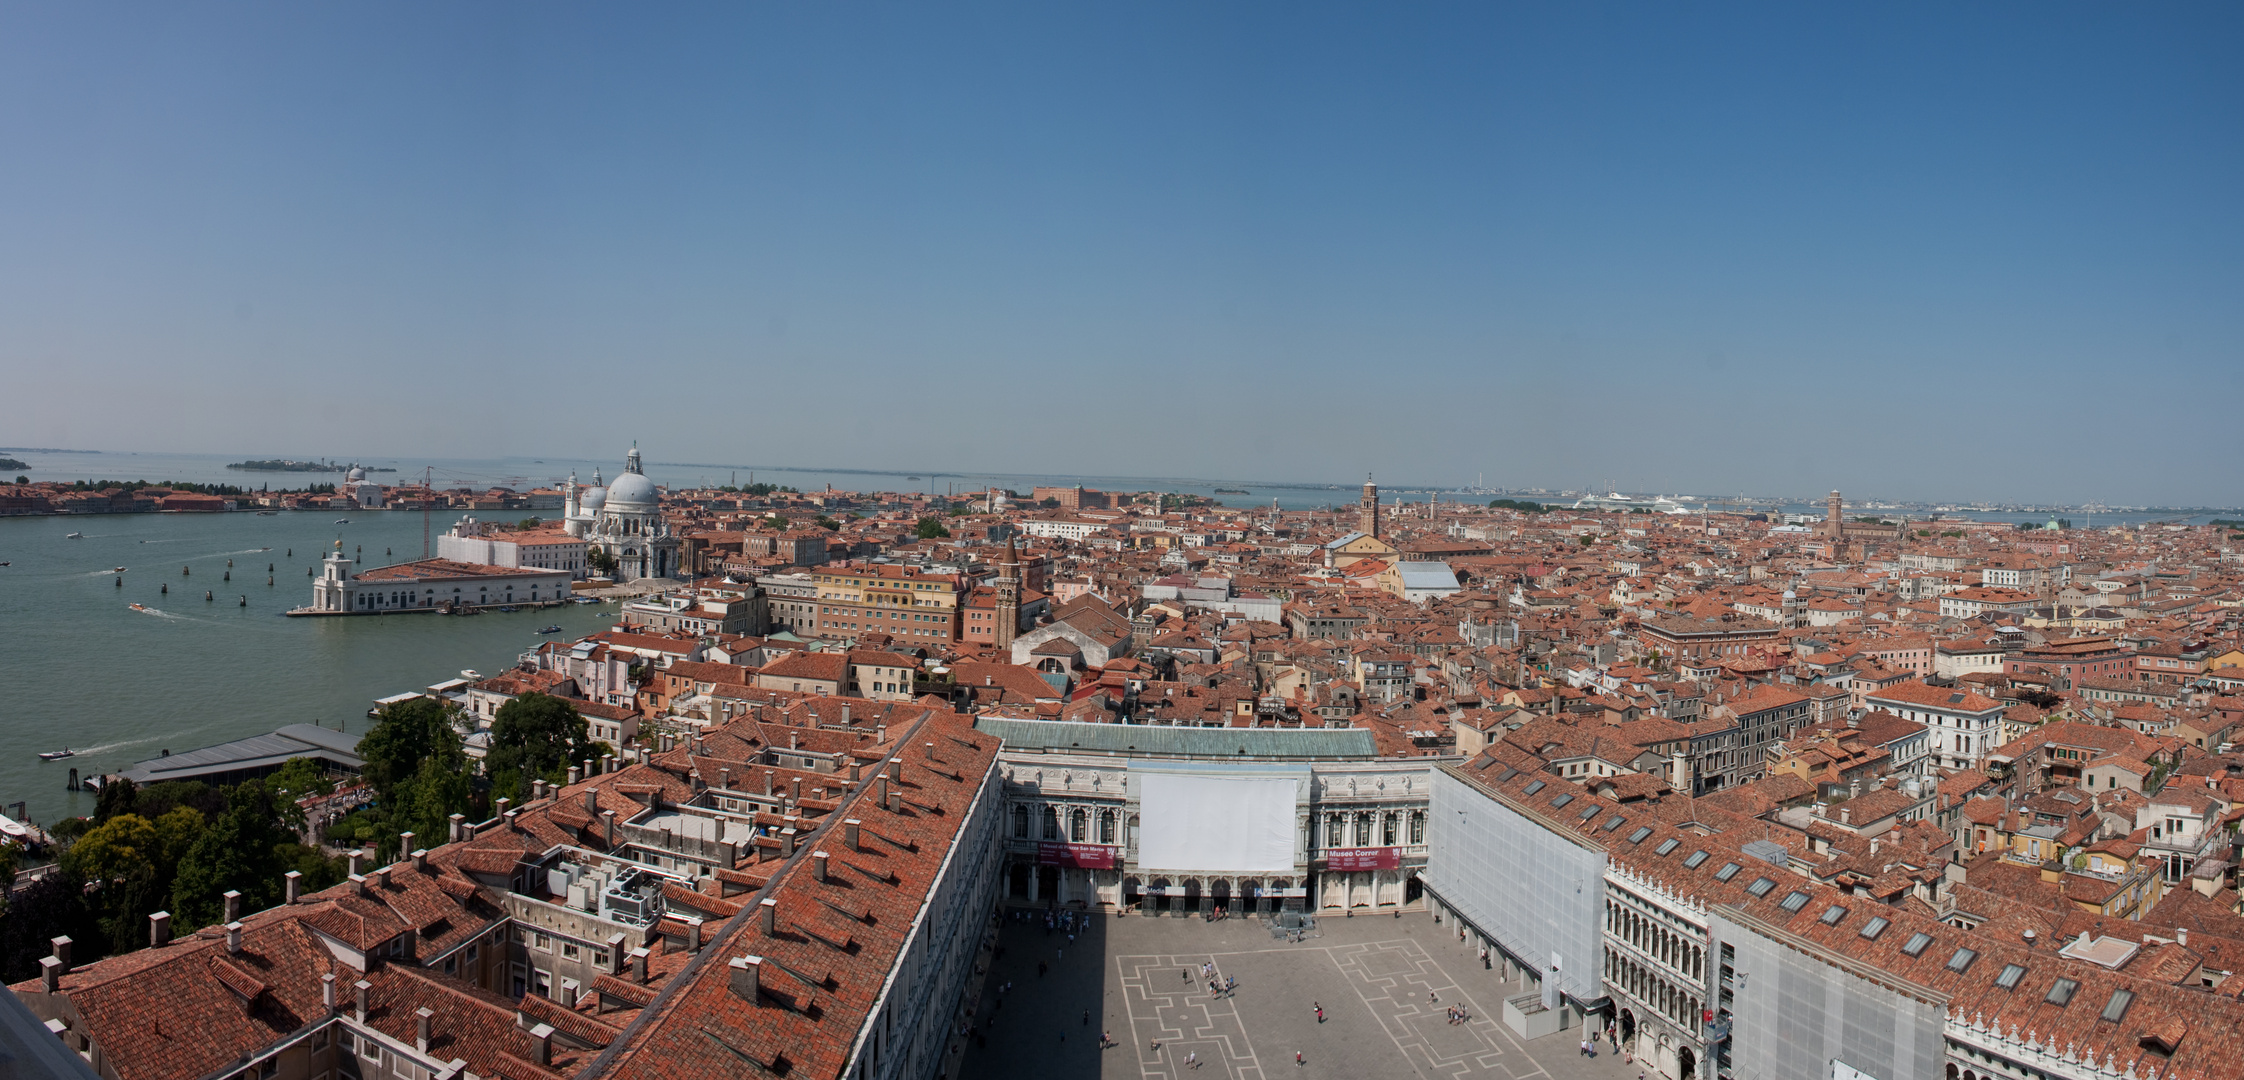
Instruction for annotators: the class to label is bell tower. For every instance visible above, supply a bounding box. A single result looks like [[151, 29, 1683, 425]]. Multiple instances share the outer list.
[[994, 536, 1022, 651], [1826, 490, 1843, 541], [1359, 475, 1380, 539]]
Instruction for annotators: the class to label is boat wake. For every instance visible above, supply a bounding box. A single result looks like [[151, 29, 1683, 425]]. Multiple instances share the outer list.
[[70, 734, 172, 757], [130, 605, 188, 620]]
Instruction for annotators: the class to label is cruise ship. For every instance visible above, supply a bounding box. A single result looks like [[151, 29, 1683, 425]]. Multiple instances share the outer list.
[[1568, 491, 1693, 513]]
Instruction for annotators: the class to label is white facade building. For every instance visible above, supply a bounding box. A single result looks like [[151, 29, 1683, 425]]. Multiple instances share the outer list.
[[566, 444, 679, 580], [436, 515, 590, 578]]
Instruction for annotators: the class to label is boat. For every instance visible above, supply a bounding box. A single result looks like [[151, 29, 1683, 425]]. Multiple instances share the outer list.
[[130, 603, 147, 612], [496, 605, 518, 613], [334, 518, 350, 524], [537, 624, 564, 634], [460, 669, 483, 681], [114, 566, 126, 573], [38, 748, 73, 761], [256, 511, 277, 516], [65, 532, 83, 539]]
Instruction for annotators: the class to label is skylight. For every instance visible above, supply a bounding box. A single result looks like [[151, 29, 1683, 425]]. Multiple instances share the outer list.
[[1859, 917, 1889, 940], [1683, 849, 1710, 868], [1819, 905, 1848, 925], [1578, 805, 1600, 821], [1901, 932, 1933, 957], [1946, 948, 1977, 974], [1628, 826, 1654, 844], [1995, 964, 2026, 990], [1523, 780, 1546, 796], [1746, 877, 1777, 897], [1603, 815, 1628, 832], [1714, 862, 1741, 882], [2100, 989, 2134, 1023], [2046, 978, 2079, 1006], [1548, 792, 1572, 809], [1654, 838, 1680, 856], [1778, 891, 1810, 913]]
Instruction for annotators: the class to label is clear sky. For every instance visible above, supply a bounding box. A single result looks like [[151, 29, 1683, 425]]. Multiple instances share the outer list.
[[2, 3, 2238, 505]]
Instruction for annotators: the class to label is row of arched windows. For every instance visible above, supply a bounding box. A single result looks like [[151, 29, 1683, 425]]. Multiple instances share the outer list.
[[1012, 804, 1120, 845], [1605, 948, 1701, 1032], [1606, 898, 1704, 981], [1319, 810, 1425, 848]]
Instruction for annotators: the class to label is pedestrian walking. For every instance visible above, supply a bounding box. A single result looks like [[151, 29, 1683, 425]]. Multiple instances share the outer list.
[[1186, 1051, 1199, 1070], [1083, 1010, 1090, 1026], [1296, 1050, 1304, 1066]]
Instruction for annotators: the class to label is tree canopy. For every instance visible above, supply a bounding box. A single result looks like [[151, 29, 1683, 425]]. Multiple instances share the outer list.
[[485, 693, 596, 803], [915, 517, 951, 540]]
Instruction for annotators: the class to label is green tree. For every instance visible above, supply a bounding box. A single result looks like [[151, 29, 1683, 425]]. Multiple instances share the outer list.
[[1039, 497, 1061, 508], [357, 698, 464, 803], [0, 871, 100, 982], [915, 517, 951, 540], [390, 756, 472, 861], [170, 783, 292, 928], [815, 516, 842, 531], [516, 517, 543, 530], [92, 777, 138, 824], [763, 515, 789, 530], [486, 693, 593, 792], [63, 815, 160, 887]]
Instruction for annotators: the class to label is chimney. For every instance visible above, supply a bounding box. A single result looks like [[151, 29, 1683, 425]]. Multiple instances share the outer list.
[[630, 947, 650, 983], [763, 771, 774, 796], [602, 753, 616, 774], [496, 797, 512, 819], [789, 731, 799, 750], [226, 922, 244, 955], [759, 897, 778, 936], [602, 809, 617, 847], [813, 851, 830, 881], [877, 774, 889, 808], [2023, 929, 2036, 948], [791, 776, 803, 802], [729, 954, 762, 1002], [149, 912, 172, 947], [352, 874, 370, 898], [528, 1023, 555, 1066], [606, 933, 629, 975], [719, 767, 731, 790], [781, 826, 798, 856], [845, 819, 862, 851], [2179, 927, 2189, 947], [223, 890, 242, 924], [687, 918, 704, 952], [39, 956, 60, 993], [504, 810, 519, 831], [354, 979, 371, 1023], [558, 979, 579, 1008], [49, 936, 70, 973], [842, 705, 851, 726], [568, 765, 581, 786], [584, 788, 598, 814], [413, 848, 430, 872], [877, 723, 887, 742], [321, 973, 336, 1012], [348, 849, 364, 877], [448, 812, 467, 842]]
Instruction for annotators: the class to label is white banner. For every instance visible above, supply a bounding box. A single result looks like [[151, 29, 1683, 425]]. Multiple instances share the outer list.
[[1137, 774, 1298, 873]]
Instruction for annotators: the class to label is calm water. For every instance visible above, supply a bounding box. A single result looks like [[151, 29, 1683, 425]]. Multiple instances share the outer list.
[[0, 511, 628, 824]]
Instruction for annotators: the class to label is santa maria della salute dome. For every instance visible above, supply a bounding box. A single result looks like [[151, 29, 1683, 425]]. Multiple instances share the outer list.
[[563, 443, 678, 580]]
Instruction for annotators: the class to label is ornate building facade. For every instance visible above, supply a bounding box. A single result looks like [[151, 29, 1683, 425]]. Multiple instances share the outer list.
[[565, 445, 679, 580]]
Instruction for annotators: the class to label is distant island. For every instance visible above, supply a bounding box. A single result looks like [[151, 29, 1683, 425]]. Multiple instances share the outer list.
[[226, 459, 395, 473], [0, 456, 26, 471], [1213, 487, 1250, 494]]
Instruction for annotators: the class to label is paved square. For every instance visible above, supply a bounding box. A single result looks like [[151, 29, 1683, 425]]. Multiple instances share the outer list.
[[954, 909, 1659, 1080]]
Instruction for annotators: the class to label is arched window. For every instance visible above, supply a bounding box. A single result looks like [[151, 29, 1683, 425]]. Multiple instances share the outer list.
[[1382, 813, 1397, 846], [1410, 811, 1424, 845], [1012, 805, 1029, 839], [1071, 808, 1088, 842], [1099, 810, 1116, 845], [1041, 805, 1060, 840]]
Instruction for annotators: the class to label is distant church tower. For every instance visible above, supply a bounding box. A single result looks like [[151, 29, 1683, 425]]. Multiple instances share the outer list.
[[994, 536, 1022, 651], [1359, 475, 1381, 539], [1826, 490, 1844, 541]]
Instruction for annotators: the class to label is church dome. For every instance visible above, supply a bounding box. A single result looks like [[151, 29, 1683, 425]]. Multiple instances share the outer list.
[[345, 467, 366, 483], [579, 486, 607, 511], [605, 471, 658, 509]]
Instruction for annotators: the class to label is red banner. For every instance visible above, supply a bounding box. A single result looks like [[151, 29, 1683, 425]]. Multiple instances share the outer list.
[[1324, 847, 1400, 871], [1038, 842, 1116, 869]]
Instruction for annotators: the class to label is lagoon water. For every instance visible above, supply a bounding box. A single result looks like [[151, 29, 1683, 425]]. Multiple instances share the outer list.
[[0, 510, 628, 824]]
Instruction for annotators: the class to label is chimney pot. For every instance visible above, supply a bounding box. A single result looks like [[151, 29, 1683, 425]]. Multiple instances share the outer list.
[[448, 812, 466, 842], [416, 1007, 434, 1052], [504, 809, 519, 831], [763, 771, 774, 796], [602, 753, 616, 774], [606, 933, 629, 974], [413, 848, 430, 871], [398, 831, 415, 857], [602, 808, 618, 847], [528, 1022, 555, 1066], [687, 918, 704, 952], [2180, 927, 2189, 946], [148, 911, 172, 947], [559, 979, 579, 1008], [729, 954, 762, 1002], [759, 897, 778, 935], [584, 788, 598, 814], [781, 826, 798, 856], [568, 766, 581, 786], [321, 973, 336, 1011], [813, 850, 830, 882], [354, 979, 371, 1023], [39, 956, 60, 993], [222, 890, 242, 924], [347, 849, 364, 877], [841, 705, 851, 726], [496, 797, 512, 818], [49, 936, 70, 973], [719, 767, 731, 790], [790, 731, 798, 750], [630, 946, 650, 983], [226, 921, 244, 954], [845, 818, 862, 851]]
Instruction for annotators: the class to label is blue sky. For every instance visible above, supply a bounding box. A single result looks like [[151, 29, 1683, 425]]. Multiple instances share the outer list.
[[2, 3, 2238, 504]]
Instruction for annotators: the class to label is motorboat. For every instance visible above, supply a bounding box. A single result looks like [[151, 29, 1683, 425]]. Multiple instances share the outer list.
[[460, 669, 483, 681], [65, 532, 83, 539], [256, 511, 278, 516], [334, 518, 350, 524], [38, 748, 73, 761], [537, 624, 565, 634], [114, 566, 126, 573]]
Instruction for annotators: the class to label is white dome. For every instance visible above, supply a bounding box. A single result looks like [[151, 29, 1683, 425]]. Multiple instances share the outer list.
[[579, 487, 607, 511], [346, 467, 366, 483], [605, 471, 658, 509]]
